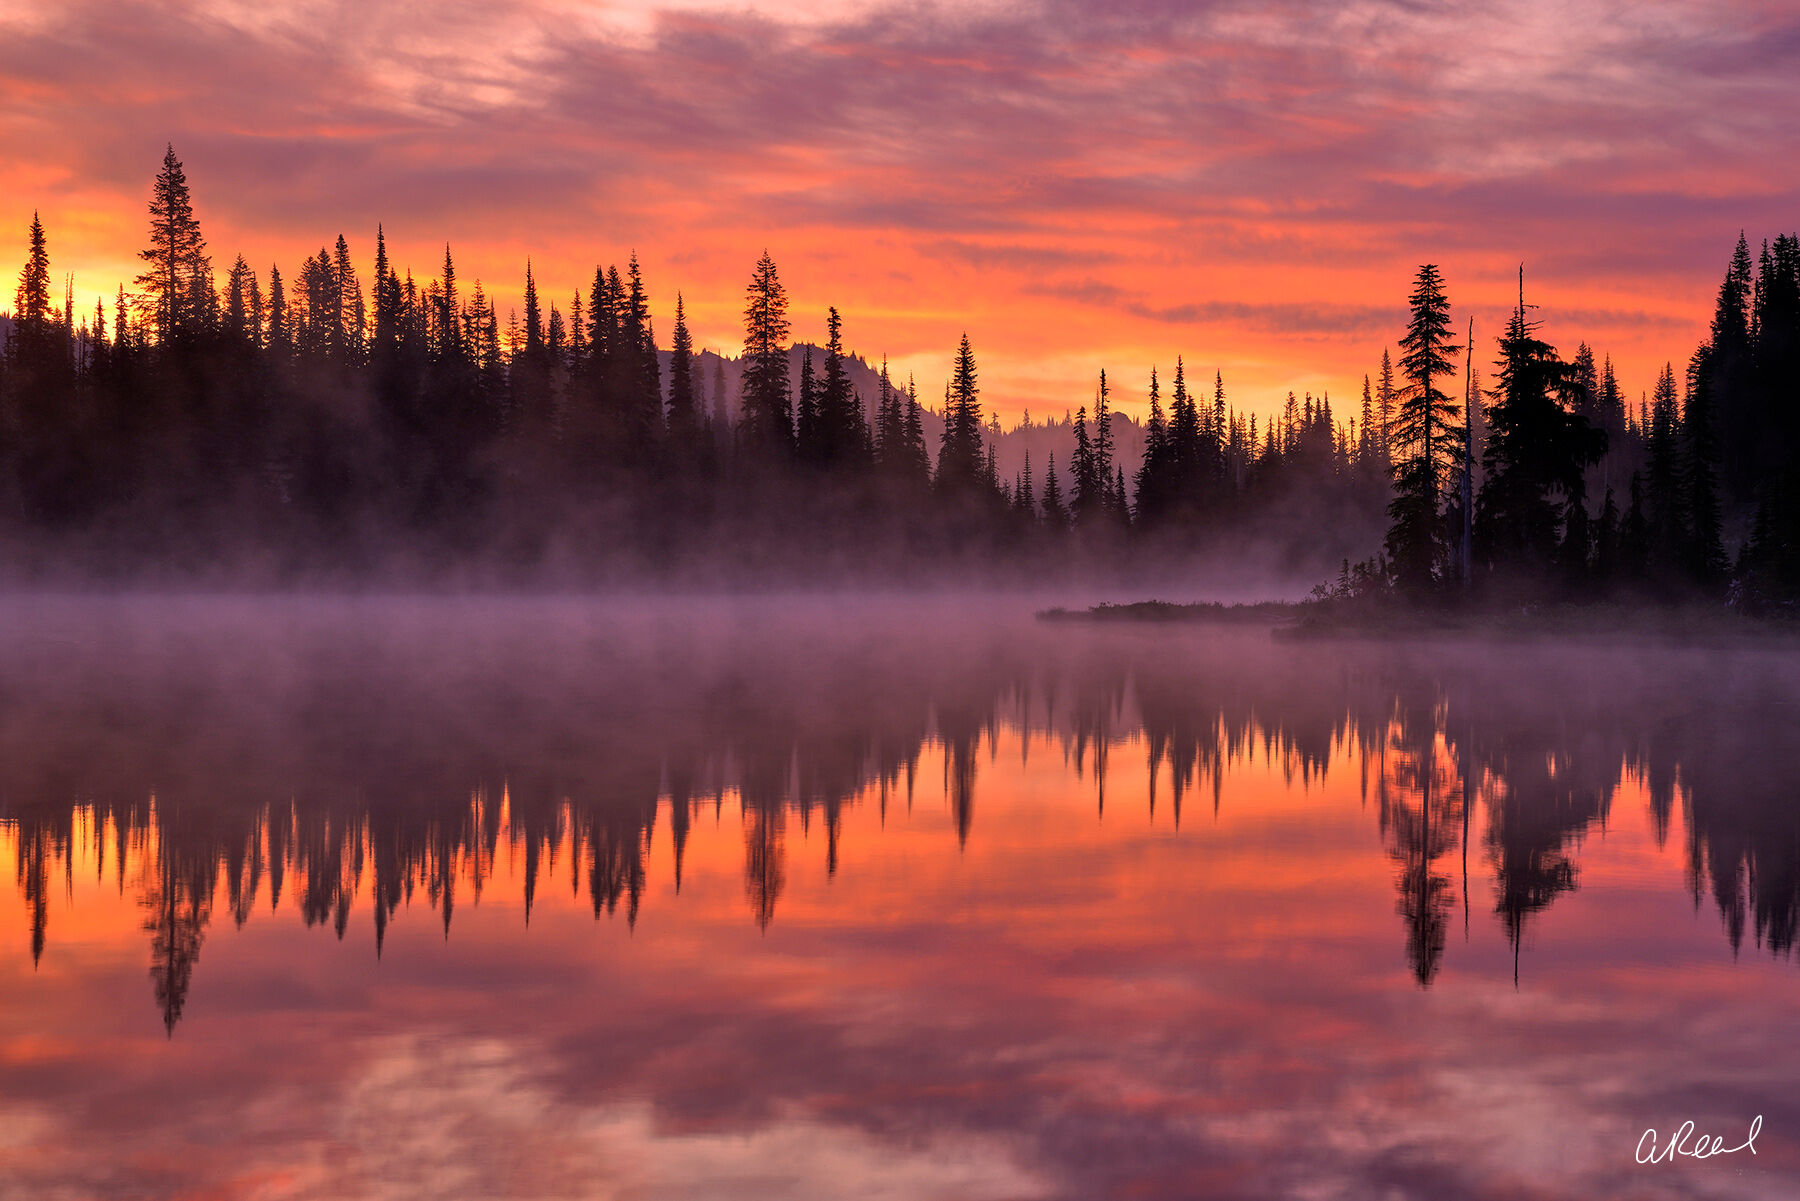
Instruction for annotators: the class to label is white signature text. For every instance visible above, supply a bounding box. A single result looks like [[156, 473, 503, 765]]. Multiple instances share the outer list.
[[1636, 1116, 1762, 1165]]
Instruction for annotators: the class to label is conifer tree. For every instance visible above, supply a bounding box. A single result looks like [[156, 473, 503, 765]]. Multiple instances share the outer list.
[[1384, 265, 1461, 595], [1040, 451, 1068, 529], [13, 212, 52, 335], [1069, 404, 1099, 522], [569, 290, 586, 362], [817, 306, 864, 467], [1133, 367, 1167, 525], [795, 346, 820, 463], [619, 254, 662, 452], [1644, 362, 1686, 581], [738, 252, 793, 456], [901, 375, 930, 485], [1093, 369, 1114, 508], [223, 255, 258, 346], [523, 260, 544, 362], [333, 234, 364, 365], [1166, 357, 1205, 514], [1474, 274, 1603, 583], [874, 356, 907, 473], [666, 293, 702, 456], [437, 245, 464, 361], [372, 226, 400, 365], [135, 145, 209, 346], [585, 265, 616, 381], [1377, 347, 1396, 469], [1358, 374, 1376, 472], [266, 264, 290, 361], [1710, 232, 1756, 500], [936, 334, 986, 490]]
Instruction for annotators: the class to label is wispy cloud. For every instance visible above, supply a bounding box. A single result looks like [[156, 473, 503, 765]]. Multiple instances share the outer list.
[[1, 0, 1794, 416]]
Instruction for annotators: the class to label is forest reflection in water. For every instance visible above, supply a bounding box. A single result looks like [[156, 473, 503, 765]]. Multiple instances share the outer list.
[[3, 596, 1799, 1200]]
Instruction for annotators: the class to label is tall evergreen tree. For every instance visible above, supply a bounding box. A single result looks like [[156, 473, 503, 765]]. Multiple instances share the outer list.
[[936, 333, 986, 490], [1644, 362, 1686, 581], [1093, 369, 1115, 511], [12, 212, 52, 334], [817, 306, 864, 467], [332, 234, 364, 365], [1069, 404, 1099, 522], [1710, 232, 1757, 500], [1474, 278, 1604, 585], [874, 356, 906, 474], [135, 145, 209, 346], [266, 264, 290, 361], [738, 252, 793, 456], [901, 375, 930, 485], [523, 259, 544, 362], [618, 253, 663, 453], [1385, 265, 1461, 595], [666, 293, 702, 456], [795, 346, 820, 463], [1040, 451, 1068, 529], [1376, 347, 1397, 469], [1133, 367, 1168, 526]]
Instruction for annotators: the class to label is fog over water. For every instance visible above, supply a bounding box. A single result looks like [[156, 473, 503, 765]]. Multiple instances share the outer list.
[[3, 595, 1798, 1200]]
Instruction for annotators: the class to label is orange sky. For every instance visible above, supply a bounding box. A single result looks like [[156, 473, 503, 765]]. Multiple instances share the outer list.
[[3, 0, 1797, 423]]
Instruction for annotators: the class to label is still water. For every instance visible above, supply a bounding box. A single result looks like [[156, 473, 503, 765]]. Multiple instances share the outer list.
[[2, 597, 1797, 1200]]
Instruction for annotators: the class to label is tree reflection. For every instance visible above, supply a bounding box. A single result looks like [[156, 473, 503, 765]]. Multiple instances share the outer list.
[[3, 614, 1798, 1032]]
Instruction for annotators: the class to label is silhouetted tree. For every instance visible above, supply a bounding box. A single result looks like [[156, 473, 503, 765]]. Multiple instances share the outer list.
[[1385, 265, 1461, 596], [738, 252, 793, 457], [135, 145, 210, 346]]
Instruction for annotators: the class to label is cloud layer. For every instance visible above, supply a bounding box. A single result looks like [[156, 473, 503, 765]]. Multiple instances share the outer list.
[[2, 0, 1796, 417]]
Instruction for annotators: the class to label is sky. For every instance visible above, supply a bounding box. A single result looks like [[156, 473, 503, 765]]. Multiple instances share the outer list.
[[2, 0, 1797, 423]]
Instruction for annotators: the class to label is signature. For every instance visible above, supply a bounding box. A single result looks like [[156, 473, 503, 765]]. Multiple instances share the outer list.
[[1636, 1117, 1762, 1165]]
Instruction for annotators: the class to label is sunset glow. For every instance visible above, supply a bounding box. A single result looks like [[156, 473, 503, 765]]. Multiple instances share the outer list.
[[5, 0, 1795, 420]]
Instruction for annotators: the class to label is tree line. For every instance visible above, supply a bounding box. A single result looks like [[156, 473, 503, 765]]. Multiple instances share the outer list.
[[3, 147, 1794, 600], [1340, 242, 1800, 610]]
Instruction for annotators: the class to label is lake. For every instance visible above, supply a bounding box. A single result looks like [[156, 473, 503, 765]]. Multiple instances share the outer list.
[[2, 596, 1796, 1200]]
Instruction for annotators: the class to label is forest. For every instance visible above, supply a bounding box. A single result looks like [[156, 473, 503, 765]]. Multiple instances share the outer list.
[[2, 146, 1796, 604]]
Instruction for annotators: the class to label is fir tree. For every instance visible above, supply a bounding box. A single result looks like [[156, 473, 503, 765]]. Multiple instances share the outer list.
[[1711, 232, 1757, 500], [901, 375, 930, 485], [818, 306, 861, 465], [619, 253, 663, 452], [936, 333, 986, 490], [1040, 451, 1068, 529], [738, 252, 793, 456], [523, 259, 544, 361], [874, 356, 907, 473], [135, 145, 209, 346], [1376, 347, 1397, 469], [1474, 273, 1604, 583], [1644, 363, 1686, 581], [666, 293, 702, 456], [1069, 404, 1100, 522], [1384, 265, 1461, 595], [1132, 367, 1167, 526], [12, 212, 52, 334], [795, 346, 820, 463], [332, 234, 364, 365]]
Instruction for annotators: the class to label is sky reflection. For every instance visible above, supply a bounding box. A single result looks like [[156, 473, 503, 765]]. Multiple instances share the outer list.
[[3, 597, 1798, 1199]]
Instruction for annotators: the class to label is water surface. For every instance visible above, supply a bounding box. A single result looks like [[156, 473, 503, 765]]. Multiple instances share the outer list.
[[2, 597, 1797, 1199]]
